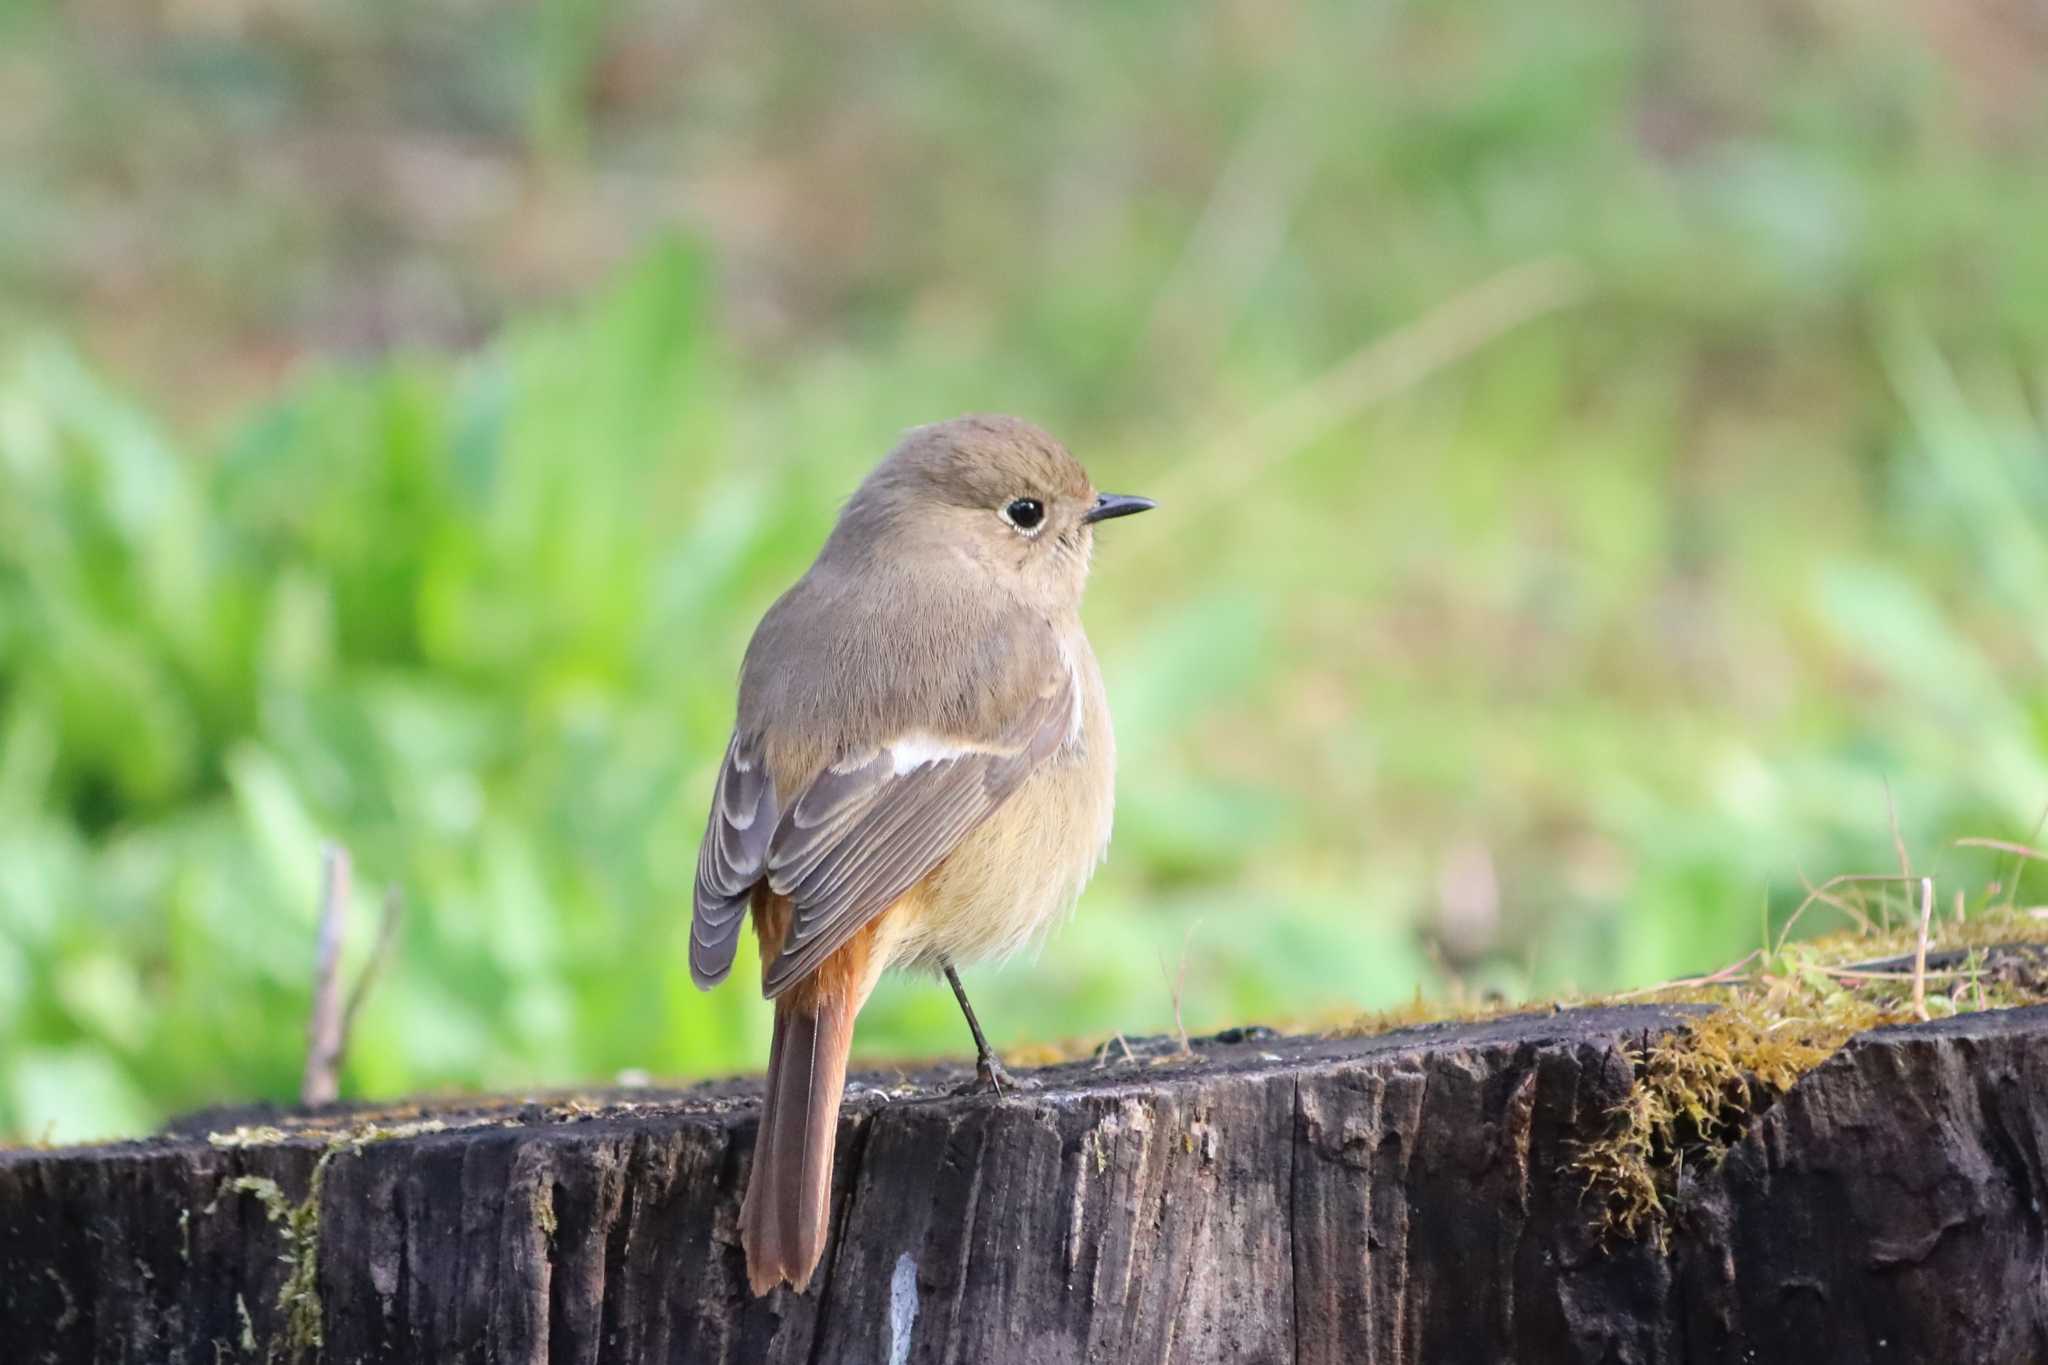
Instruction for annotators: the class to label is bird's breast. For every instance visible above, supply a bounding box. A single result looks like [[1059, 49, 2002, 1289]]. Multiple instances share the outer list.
[[887, 630, 1116, 971]]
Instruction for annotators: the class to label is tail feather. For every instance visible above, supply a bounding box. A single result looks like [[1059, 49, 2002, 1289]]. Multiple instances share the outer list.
[[741, 993, 855, 1294]]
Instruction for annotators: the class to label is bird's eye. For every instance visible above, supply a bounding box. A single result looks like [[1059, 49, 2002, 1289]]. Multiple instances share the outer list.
[[1003, 498, 1045, 531]]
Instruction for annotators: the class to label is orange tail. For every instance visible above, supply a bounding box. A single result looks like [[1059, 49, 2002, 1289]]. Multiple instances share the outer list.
[[741, 988, 856, 1294]]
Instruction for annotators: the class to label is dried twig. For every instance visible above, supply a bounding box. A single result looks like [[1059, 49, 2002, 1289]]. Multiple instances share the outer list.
[[1885, 782, 1918, 937], [1094, 1032, 1138, 1069], [2021, 806, 2048, 909], [301, 845, 352, 1107], [1983, 802, 2048, 914], [1145, 258, 1591, 525], [302, 850, 406, 1108], [1912, 876, 1934, 1022], [341, 885, 405, 1050], [1609, 948, 1763, 1001], [1816, 965, 1966, 983], [1160, 924, 1198, 1060], [1954, 836, 2048, 864], [1774, 873, 1908, 957], [1138, 96, 1319, 378], [1885, 780, 1912, 884]]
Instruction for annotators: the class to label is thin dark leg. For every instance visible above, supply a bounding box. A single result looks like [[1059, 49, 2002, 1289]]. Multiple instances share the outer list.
[[943, 963, 1017, 1095]]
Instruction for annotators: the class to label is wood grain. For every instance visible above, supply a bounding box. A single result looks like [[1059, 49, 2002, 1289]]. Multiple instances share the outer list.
[[5, 1003, 2046, 1363]]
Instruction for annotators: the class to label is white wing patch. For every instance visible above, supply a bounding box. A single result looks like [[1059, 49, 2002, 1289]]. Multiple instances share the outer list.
[[1056, 637, 1086, 750], [888, 733, 966, 775], [755, 666, 1080, 998]]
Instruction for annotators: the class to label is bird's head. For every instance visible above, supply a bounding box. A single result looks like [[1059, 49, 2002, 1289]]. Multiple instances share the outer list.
[[835, 414, 1153, 612]]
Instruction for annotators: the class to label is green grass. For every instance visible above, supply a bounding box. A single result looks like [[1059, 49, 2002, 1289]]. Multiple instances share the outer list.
[[4, 2, 2048, 1140]]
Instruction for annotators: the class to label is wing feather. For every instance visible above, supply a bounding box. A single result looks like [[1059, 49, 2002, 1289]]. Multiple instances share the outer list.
[[690, 732, 779, 987], [758, 670, 1074, 997]]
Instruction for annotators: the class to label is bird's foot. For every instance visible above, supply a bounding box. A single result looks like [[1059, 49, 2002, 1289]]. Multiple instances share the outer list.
[[978, 1053, 1018, 1096], [948, 1053, 1034, 1097]]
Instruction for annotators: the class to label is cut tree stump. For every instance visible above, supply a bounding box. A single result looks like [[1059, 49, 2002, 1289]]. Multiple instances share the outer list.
[[4, 1002, 2047, 1364]]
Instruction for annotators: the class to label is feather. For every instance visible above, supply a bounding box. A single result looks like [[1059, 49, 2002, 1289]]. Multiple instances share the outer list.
[[757, 669, 1074, 998], [689, 732, 778, 987]]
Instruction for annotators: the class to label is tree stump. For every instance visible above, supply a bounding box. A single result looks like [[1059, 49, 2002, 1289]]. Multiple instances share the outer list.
[[4, 1001, 2045, 1364]]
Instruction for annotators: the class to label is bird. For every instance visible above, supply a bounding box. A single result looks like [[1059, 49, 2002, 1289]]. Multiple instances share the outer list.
[[690, 414, 1153, 1295]]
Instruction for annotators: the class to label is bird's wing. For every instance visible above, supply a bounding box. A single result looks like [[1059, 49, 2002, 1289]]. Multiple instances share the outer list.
[[756, 665, 1076, 997], [689, 729, 780, 987]]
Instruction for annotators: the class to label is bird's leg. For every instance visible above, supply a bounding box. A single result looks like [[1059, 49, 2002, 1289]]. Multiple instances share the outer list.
[[943, 963, 1022, 1095]]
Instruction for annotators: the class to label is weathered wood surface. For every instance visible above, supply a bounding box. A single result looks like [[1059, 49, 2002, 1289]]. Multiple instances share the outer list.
[[4, 1002, 2046, 1364]]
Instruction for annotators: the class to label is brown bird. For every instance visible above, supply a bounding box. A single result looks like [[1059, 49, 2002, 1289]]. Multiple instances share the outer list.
[[691, 415, 1152, 1295]]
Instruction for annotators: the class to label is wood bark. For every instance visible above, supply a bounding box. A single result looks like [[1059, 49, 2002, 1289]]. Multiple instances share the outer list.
[[3, 1002, 2045, 1363]]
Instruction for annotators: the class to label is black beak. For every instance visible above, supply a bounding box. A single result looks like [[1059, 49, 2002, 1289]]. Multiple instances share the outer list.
[[1082, 493, 1156, 525]]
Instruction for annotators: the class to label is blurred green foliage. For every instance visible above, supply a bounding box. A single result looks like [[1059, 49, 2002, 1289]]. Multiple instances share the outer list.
[[4, 2, 2048, 1140]]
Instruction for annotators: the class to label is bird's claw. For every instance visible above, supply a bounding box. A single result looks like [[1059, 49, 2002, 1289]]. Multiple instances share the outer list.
[[949, 1054, 1033, 1097]]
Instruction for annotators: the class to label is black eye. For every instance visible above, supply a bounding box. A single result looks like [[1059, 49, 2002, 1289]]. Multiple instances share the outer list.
[[1003, 498, 1045, 530]]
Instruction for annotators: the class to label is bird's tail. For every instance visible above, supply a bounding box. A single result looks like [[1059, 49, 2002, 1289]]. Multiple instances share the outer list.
[[741, 989, 856, 1294]]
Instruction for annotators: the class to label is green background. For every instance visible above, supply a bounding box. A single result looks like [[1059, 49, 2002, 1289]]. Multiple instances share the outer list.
[[4, 1, 2047, 1140]]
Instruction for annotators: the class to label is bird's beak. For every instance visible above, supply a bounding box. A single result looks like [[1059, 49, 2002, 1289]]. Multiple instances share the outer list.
[[1082, 493, 1156, 524]]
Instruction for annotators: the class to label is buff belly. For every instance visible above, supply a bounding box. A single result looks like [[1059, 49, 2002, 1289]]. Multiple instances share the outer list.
[[888, 683, 1114, 974]]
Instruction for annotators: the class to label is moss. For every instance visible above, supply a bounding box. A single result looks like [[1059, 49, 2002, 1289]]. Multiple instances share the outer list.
[[1572, 996, 1888, 1248], [208, 1114, 481, 1150], [216, 1116, 477, 1362], [1088, 1124, 1111, 1175], [237, 1293, 258, 1354], [228, 1153, 331, 1362], [1573, 906, 2048, 1247], [336, 1117, 456, 1148], [535, 1183, 558, 1241]]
